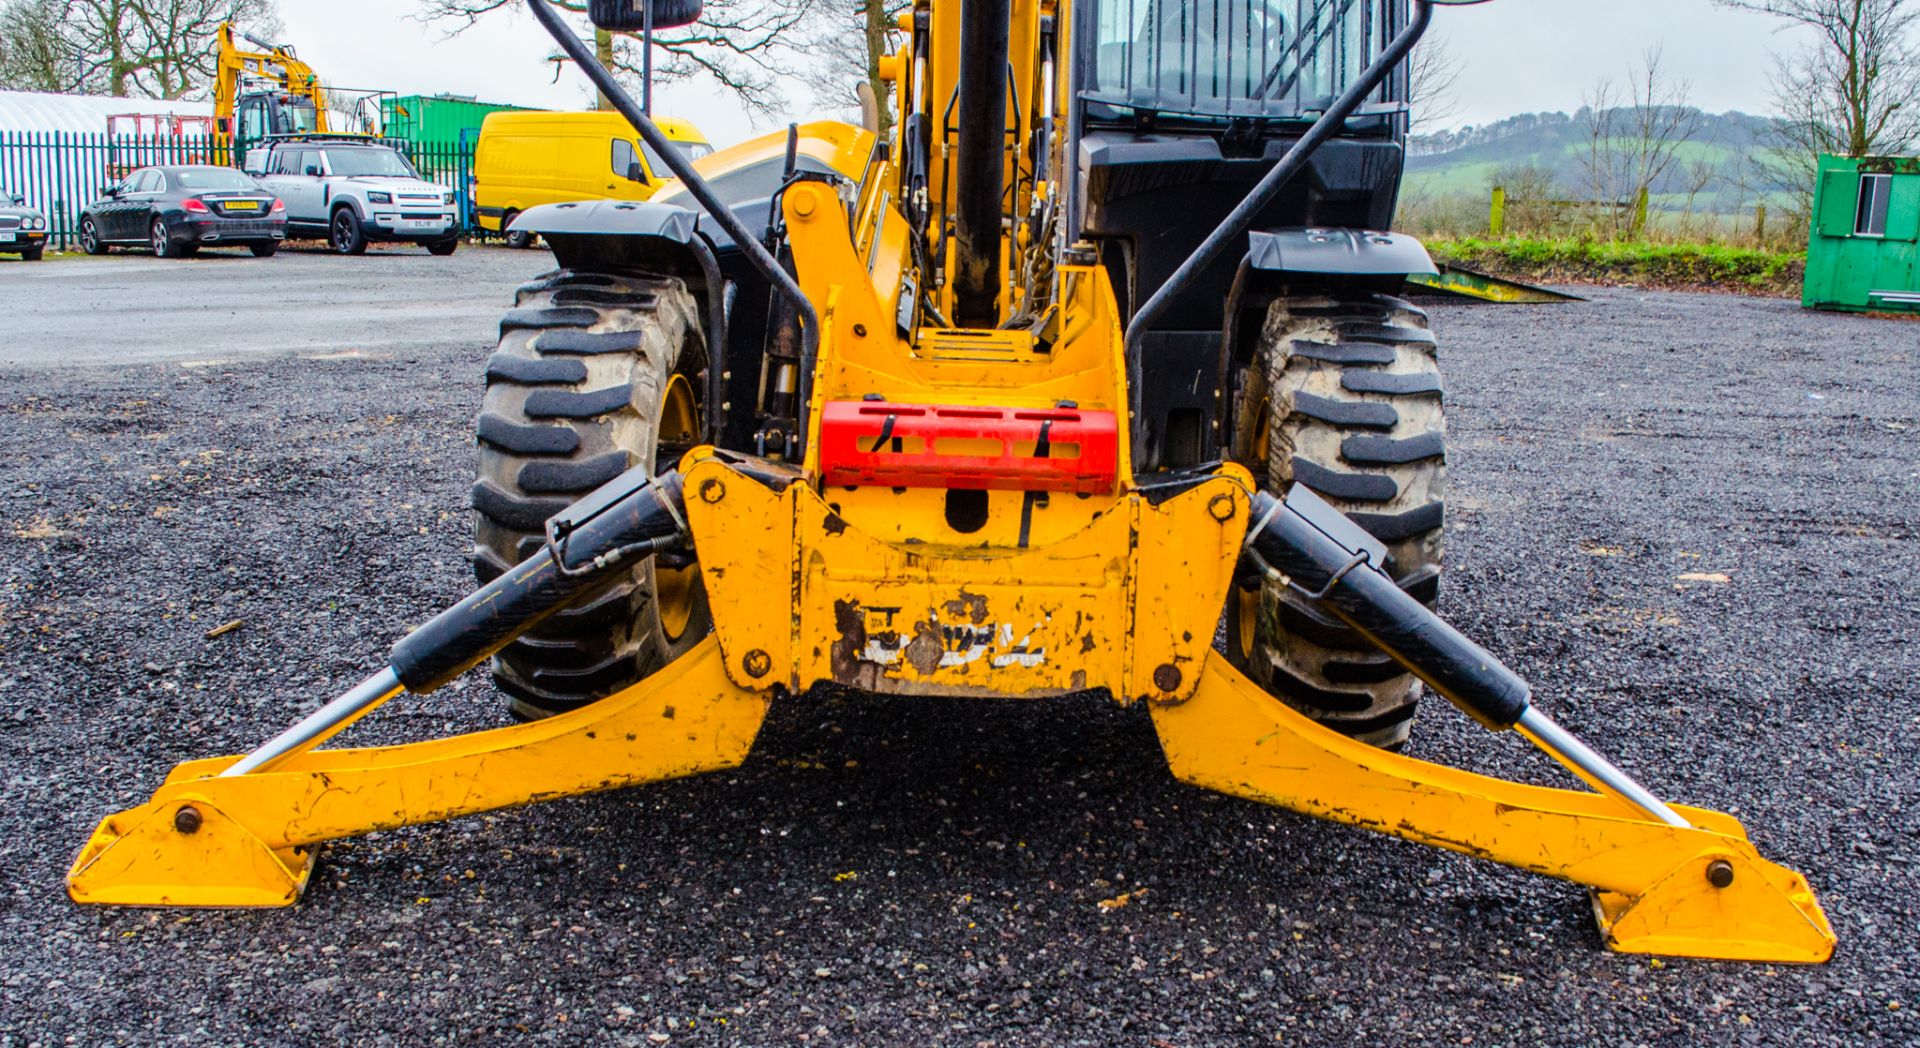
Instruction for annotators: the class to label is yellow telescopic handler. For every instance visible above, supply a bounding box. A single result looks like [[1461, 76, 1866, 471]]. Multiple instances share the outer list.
[[70, 0, 1834, 964]]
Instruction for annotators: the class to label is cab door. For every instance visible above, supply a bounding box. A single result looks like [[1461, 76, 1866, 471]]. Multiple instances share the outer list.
[[609, 138, 650, 201], [105, 169, 157, 240], [272, 149, 329, 225]]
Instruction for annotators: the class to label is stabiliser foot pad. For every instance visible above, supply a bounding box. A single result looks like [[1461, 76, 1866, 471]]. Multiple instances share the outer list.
[[69, 798, 316, 908]]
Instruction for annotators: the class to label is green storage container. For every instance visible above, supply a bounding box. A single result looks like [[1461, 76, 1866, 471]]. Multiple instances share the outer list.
[[1803, 154, 1920, 313], [381, 94, 533, 149]]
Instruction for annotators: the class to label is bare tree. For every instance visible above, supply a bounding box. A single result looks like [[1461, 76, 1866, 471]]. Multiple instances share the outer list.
[[792, 0, 907, 131], [1719, 0, 1920, 155], [1577, 49, 1706, 236], [1718, 0, 1920, 216], [0, 0, 77, 91], [422, 0, 831, 122], [6, 0, 280, 98], [1407, 32, 1463, 135]]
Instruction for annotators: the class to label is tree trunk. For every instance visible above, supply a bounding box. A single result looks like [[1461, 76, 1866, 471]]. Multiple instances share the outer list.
[[595, 28, 616, 110], [863, 0, 893, 137]]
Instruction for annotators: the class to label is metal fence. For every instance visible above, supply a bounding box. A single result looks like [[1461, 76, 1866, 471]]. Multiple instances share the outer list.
[[0, 131, 479, 250]]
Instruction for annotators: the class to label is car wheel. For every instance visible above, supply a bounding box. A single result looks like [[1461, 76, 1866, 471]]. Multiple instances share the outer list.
[[330, 208, 368, 255], [151, 218, 182, 259], [249, 242, 279, 258], [80, 217, 107, 255], [427, 237, 458, 256], [503, 211, 532, 250]]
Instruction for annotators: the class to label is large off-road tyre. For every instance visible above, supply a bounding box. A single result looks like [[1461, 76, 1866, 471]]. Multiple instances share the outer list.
[[1225, 290, 1446, 750], [473, 269, 713, 720]]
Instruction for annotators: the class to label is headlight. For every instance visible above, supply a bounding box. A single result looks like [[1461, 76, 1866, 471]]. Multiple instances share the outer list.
[[28, 216, 44, 229], [366, 191, 392, 204]]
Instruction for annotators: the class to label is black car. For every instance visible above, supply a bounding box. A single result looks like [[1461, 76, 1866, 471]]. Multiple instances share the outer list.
[[79, 165, 287, 258], [0, 185, 50, 261]]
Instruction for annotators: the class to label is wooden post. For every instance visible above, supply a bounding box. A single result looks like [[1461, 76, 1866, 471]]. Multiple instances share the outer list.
[[1490, 185, 1507, 237], [1755, 203, 1767, 246], [1631, 185, 1649, 238]]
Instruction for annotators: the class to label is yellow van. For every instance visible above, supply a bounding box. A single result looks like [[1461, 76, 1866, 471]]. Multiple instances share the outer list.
[[473, 110, 713, 247]]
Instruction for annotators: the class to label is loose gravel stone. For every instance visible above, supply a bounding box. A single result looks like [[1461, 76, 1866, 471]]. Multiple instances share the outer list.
[[0, 265, 1914, 1045]]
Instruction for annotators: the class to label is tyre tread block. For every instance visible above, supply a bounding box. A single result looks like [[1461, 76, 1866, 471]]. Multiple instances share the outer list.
[[1348, 501, 1444, 543], [1293, 391, 1398, 430], [486, 353, 589, 385], [518, 451, 632, 494], [472, 479, 571, 532], [553, 287, 659, 308], [1336, 322, 1436, 346], [1290, 340, 1396, 366], [525, 384, 634, 420], [477, 412, 581, 455], [1292, 457, 1399, 502], [1341, 431, 1445, 466], [501, 306, 600, 332], [1342, 370, 1443, 397], [535, 329, 647, 356]]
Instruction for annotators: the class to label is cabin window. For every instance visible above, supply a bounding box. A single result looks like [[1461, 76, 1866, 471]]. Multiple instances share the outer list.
[[1856, 173, 1892, 236]]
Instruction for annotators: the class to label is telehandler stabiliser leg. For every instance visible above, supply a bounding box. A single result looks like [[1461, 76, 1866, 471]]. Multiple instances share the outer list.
[[67, 458, 1832, 962]]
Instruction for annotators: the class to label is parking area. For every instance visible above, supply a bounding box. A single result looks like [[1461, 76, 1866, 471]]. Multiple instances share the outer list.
[[0, 254, 1916, 1045], [0, 244, 541, 368]]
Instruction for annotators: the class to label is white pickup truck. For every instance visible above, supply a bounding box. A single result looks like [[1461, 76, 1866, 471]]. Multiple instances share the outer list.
[[244, 136, 459, 256]]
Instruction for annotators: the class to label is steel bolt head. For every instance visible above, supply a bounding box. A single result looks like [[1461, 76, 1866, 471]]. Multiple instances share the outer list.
[[699, 478, 726, 504], [742, 649, 772, 678], [1152, 663, 1183, 693], [173, 805, 203, 835], [1706, 859, 1735, 889], [1207, 493, 1236, 522]]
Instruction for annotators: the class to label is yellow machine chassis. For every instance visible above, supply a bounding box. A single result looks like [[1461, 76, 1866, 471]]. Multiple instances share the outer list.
[[69, 453, 1834, 963]]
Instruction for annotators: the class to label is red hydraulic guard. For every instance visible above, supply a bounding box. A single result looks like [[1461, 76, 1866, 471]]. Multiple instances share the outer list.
[[817, 401, 1119, 494]]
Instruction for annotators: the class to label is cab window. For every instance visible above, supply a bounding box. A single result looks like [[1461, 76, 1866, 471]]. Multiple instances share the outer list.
[[612, 139, 642, 182]]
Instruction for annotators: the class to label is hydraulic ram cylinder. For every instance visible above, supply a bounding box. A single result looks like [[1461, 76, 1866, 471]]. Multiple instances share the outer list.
[[1243, 487, 1531, 730], [221, 465, 688, 777]]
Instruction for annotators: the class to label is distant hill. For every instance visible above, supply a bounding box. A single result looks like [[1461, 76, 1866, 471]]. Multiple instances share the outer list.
[[1406, 108, 1781, 214]]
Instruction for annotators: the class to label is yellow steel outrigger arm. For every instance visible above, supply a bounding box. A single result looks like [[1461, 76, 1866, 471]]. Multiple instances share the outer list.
[[1154, 652, 1835, 963], [68, 638, 766, 907]]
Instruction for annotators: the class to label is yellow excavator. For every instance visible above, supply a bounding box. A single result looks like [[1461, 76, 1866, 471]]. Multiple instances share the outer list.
[[70, 0, 1834, 964], [212, 22, 386, 146]]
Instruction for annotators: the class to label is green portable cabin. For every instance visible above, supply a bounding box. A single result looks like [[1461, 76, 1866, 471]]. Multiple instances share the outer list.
[[1804, 154, 1920, 313], [380, 94, 532, 149]]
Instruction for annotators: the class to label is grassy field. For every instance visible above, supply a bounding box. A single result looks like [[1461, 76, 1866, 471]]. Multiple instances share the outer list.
[[1427, 234, 1805, 295]]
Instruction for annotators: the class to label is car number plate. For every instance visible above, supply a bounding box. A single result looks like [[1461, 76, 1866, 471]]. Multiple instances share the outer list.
[[401, 219, 442, 231], [224, 200, 260, 212], [0, 232, 13, 242]]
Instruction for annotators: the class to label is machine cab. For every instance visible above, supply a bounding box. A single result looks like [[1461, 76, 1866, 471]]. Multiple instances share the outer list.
[[233, 91, 321, 143]]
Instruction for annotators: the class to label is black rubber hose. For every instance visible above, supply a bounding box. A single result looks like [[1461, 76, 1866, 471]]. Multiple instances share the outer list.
[[952, 0, 1011, 327], [526, 0, 821, 457], [1243, 490, 1531, 731], [390, 468, 689, 693]]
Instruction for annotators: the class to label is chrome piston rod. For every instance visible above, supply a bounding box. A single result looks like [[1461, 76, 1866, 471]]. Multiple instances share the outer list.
[[1517, 708, 1690, 828], [222, 667, 403, 777]]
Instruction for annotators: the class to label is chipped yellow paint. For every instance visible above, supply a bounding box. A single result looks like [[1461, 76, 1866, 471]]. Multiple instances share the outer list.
[[1150, 652, 1836, 963], [683, 452, 1249, 701], [67, 638, 765, 907]]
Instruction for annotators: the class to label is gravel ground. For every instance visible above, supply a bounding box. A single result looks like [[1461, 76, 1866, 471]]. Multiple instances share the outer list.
[[0, 271, 1915, 1046]]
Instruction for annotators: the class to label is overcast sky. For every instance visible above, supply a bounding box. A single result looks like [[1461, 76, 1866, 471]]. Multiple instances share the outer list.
[[282, 0, 1804, 148]]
